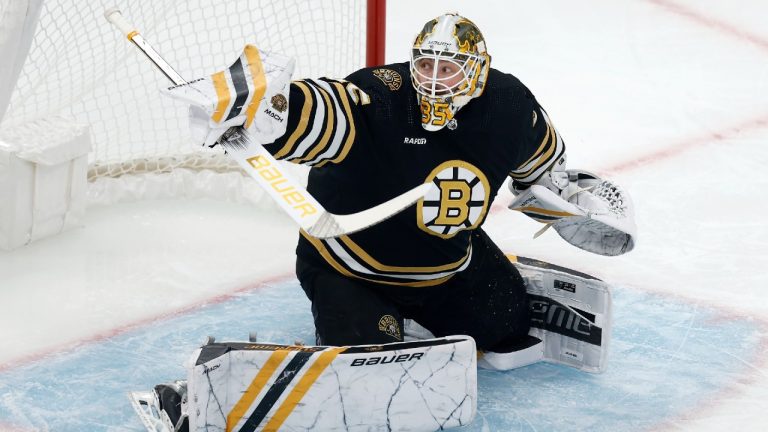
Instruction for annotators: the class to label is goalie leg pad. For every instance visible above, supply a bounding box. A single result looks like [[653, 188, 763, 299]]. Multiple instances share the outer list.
[[185, 336, 477, 431], [402, 256, 612, 373], [513, 256, 612, 373], [402, 255, 613, 373]]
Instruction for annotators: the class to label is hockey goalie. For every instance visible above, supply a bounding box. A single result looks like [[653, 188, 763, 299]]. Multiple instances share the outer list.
[[115, 11, 635, 432]]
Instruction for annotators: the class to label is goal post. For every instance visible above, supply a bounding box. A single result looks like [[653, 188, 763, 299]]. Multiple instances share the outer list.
[[0, 0, 386, 249], [366, 0, 387, 67]]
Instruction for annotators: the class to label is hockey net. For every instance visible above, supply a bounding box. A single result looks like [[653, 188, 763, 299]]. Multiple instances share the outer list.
[[0, 0, 382, 185]]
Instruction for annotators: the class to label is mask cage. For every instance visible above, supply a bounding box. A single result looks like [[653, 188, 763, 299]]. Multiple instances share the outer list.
[[410, 48, 482, 100]]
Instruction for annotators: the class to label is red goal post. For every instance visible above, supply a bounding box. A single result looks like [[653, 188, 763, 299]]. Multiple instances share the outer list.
[[367, 0, 387, 67]]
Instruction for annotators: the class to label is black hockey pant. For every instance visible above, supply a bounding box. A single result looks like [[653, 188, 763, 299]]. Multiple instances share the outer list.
[[296, 230, 530, 352]]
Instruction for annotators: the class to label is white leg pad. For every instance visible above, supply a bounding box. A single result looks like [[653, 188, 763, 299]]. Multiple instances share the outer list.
[[514, 256, 612, 373], [406, 255, 613, 374], [185, 336, 477, 431]]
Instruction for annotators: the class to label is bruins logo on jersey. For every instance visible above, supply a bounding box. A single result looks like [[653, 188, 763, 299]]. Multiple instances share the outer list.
[[270, 93, 288, 112], [378, 315, 401, 340], [418, 160, 490, 238], [372, 68, 402, 91]]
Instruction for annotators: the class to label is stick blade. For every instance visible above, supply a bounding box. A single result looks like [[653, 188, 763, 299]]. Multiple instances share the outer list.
[[305, 183, 433, 238]]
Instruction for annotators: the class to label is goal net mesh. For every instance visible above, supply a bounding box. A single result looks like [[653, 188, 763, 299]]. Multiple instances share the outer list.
[[0, 0, 367, 180]]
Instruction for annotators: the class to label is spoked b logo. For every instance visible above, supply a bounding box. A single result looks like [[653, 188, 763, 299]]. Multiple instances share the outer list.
[[418, 160, 490, 238]]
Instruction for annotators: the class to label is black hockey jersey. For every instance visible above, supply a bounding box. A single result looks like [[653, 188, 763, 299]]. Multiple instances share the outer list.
[[263, 62, 565, 287]]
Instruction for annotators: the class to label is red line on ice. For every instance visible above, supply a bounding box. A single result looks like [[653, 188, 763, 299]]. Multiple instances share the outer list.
[[600, 114, 768, 176], [0, 421, 35, 432], [491, 113, 768, 214], [623, 4, 768, 419], [650, 330, 768, 432], [646, 0, 768, 53], [0, 273, 294, 373]]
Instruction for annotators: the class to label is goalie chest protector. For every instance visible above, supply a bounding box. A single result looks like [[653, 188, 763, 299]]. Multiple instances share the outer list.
[[186, 336, 477, 431], [281, 62, 564, 287]]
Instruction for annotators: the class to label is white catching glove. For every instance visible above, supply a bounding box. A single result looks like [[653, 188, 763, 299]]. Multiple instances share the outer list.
[[509, 170, 636, 256], [162, 45, 295, 148]]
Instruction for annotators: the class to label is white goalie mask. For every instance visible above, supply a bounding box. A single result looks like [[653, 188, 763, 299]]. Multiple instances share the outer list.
[[410, 13, 491, 131]]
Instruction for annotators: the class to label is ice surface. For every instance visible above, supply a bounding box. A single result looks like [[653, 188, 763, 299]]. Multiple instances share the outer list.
[[0, 281, 763, 431]]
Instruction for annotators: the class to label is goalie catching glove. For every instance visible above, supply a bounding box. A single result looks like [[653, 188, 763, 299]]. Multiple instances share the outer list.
[[509, 164, 636, 256], [161, 45, 295, 148]]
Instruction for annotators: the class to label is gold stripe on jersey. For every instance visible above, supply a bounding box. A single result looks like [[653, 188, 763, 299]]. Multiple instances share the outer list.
[[211, 70, 231, 123], [315, 81, 357, 167], [289, 79, 357, 166], [291, 81, 335, 164], [337, 235, 471, 273], [516, 117, 551, 170], [243, 45, 267, 129], [301, 231, 456, 287], [510, 121, 555, 179], [272, 79, 358, 166], [509, 110, 564, 185], [274, 82, 314, 159], [306, 80, 352, 165]]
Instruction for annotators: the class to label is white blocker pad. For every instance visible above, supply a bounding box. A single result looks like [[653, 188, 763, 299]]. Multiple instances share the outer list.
[[186, 336, 477, 431], [513, 255, 612, 373]]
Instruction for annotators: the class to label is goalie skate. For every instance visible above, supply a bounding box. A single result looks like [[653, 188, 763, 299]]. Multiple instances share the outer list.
[[129, 381, 188, 432]]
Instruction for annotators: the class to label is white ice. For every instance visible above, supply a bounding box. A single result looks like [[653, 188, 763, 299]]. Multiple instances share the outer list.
[[1, 0, 767, 430]]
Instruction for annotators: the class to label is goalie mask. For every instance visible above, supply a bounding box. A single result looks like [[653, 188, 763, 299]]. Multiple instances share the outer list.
[[410, 13, 490, 131]]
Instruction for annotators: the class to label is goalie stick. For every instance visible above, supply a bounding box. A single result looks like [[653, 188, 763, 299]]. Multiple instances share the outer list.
[[104, 8, 432, 238]]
